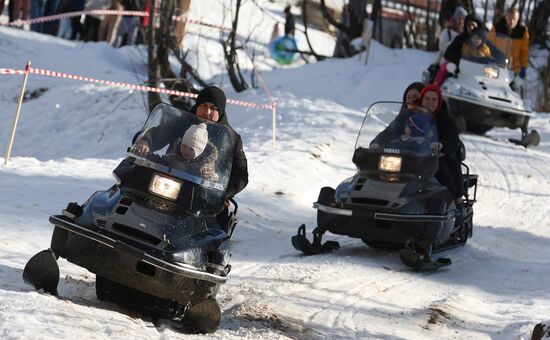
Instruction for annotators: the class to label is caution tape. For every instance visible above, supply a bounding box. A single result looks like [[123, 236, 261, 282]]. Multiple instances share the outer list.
[[0, 67, 273, 110], [2, 10, 232, 32]]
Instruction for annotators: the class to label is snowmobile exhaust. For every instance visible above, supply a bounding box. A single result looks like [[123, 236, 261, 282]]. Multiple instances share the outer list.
[[291, 224, 339, 256], [22, 249, 59, 295]]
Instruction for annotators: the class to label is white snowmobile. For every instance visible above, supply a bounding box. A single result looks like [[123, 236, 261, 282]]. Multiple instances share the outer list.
[[441, 30, 539, 147]]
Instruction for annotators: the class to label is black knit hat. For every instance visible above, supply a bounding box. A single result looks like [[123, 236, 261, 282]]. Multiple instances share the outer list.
[[194, 86, 226, 118]]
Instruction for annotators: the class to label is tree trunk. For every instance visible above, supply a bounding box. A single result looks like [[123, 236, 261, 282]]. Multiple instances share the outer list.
[[483, 0, 489, 26], [147, 0, 161, 112], [543, 52, 550, 111], [494, 0, 507, 25], [224, 0, 248, 92], [175, 0, 190, 47], [371, 0, 382, 44], [147, 0, 201, 112], [301, 0, 323, 61], [528, 0, 550, 46]]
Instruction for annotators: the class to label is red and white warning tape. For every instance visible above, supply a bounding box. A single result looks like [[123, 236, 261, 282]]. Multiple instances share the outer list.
[[0, 67, 273, 110], [2, 10, 232, 32]]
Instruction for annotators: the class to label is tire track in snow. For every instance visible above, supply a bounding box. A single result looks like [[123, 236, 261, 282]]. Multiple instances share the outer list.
[[466, 138, 513, 220], [467, 137, 550, 228]]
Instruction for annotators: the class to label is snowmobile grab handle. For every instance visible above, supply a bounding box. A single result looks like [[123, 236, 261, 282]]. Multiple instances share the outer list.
[[228, 197, 238, 215]]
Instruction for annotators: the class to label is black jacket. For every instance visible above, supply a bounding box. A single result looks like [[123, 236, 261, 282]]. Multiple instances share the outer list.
[[285, 13, 295, 36], [444, 15, 484, 65], [434, 102, 460, 157], [137, 105, 248, 199]]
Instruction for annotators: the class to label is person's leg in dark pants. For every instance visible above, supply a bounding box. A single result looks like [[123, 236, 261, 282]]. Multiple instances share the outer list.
[[435, 157, 458, 199], [446, 156, 464, 199]]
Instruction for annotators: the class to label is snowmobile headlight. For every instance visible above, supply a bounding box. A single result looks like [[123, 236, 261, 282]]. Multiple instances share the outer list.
[[379, 155, 402, 173], [173, 247, 207, 268], [483, 66, 499, 79], [149, 174, 181, 200]]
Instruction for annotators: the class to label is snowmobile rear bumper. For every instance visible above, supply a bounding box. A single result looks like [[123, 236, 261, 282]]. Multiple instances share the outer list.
[[314, 203, 454, 242], [49, 214, 226, 302]]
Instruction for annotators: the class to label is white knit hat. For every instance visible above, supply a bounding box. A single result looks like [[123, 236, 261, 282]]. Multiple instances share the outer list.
[[181, 123, 208, 158]]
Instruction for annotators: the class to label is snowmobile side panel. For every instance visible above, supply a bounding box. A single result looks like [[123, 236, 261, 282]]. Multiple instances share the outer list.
[[49, 215, 227, 284], [446, 96, 530, 131], [444, 92, 533, 117], [49, 215, 116, 248]]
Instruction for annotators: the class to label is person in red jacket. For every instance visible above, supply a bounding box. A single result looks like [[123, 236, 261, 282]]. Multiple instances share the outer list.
[[417, 85, 465, 213]]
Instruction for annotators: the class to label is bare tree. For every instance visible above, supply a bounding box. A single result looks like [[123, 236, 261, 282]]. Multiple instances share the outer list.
[[320, 0, 367, 58], [494, 0, 507, 25], [147, 0, 207, 111], [223, 0, 248, 92], [528, 0, 550, 46]]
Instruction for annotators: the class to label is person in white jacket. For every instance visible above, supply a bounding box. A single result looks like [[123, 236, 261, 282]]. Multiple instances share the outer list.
[[436, 6, 467, 64], [423, 6, 467, 84]]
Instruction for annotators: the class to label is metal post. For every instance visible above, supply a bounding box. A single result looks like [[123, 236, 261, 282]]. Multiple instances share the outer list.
[[4, 61, 31, 165], [271, 102, 277, 147]]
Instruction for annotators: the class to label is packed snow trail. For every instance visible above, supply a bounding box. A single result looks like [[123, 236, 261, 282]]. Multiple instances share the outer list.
[[1, 1, 550, 338]]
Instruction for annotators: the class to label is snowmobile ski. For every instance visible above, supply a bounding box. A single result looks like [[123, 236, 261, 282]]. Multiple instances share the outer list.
[[291, 224, 339, 256], [399, 248, 452, 272], [22, 248, 60, 295], [180, 298, 221, 334], [509, 130, 541, 148]]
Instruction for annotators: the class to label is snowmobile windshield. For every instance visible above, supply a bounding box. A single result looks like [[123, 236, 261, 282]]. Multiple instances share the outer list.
[[128, 103, 236, 213], [354, 102, 440, 176], [464, 30, 511, 69]]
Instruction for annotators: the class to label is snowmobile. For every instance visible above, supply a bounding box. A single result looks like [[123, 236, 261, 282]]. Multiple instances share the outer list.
[[23, 103, 238, 333], [292, 102, 478, 271], [440, 30, 539, 147]]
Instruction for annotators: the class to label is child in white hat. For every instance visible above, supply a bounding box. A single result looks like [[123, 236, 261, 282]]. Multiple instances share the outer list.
[[180, 123, 209, 160], [165, 123, 219, 181]]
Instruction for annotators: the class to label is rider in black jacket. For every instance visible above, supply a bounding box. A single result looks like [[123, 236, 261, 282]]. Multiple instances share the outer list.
[[133, 86, 249, 201]]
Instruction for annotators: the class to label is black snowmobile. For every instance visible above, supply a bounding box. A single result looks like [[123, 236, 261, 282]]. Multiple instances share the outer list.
[[23, 103, 238, 333], [292, 102, 478, 271]]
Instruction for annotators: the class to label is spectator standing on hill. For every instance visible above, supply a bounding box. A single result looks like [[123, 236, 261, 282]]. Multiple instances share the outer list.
[[10, 0, 30, 22], [30, 0, 47, 32], [98, 0, 123, 44], [70, 0, 85, 40], [115, 0, 145, 47], [83, 0, 111, 41], [436, 6, 467, 64]]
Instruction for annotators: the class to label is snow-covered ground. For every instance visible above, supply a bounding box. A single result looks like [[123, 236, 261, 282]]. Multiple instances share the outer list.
[[1, 1, 549, 339]]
